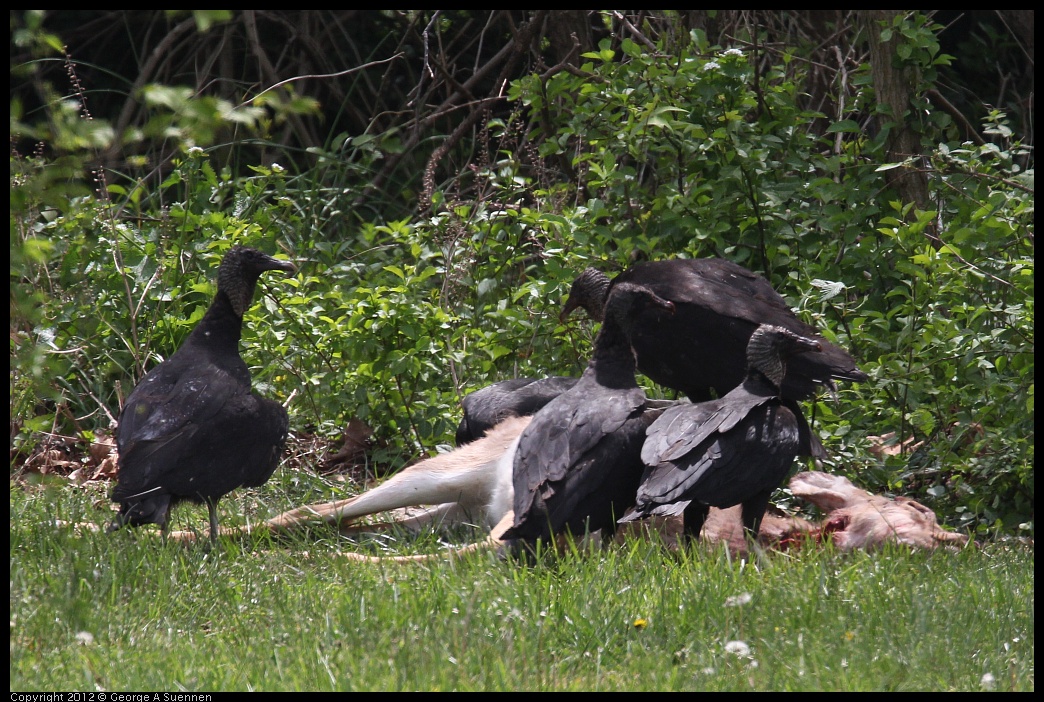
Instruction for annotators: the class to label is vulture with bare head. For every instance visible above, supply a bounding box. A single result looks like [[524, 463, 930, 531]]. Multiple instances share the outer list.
[[561, 258, 866, 402], [109, 245, 295, 545]]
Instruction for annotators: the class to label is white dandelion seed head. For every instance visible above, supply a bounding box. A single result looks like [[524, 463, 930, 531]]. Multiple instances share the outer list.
[[724, 592, 753, 607], [724, 640, 750, 656]]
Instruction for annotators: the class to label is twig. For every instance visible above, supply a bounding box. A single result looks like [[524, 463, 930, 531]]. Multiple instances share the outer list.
[[283, 388, 298, 409], [360, 11, 549, 212], [926, 88, 987, 146], [240, 54, 406, 108], [833, 45, 848, 157], [611, 11, 660, 54]]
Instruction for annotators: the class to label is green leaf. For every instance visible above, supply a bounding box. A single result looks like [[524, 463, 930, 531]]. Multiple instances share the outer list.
[[191, 10, 232, 32], [826, 120, 862, 133]]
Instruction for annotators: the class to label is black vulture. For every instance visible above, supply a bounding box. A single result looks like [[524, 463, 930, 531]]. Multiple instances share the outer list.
[[560, 259, 867, 402], [455, 376, 579, 445], [618, 324, 823, 543], [109, 245, 296, 545], [500, 281, 677, 549]]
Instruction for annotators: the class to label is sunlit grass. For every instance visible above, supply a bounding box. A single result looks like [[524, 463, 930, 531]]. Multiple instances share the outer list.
[[10, 480, 1034, 691]]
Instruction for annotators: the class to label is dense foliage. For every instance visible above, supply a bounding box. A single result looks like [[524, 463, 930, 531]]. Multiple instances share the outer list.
[[10, 11, 1033, 536]]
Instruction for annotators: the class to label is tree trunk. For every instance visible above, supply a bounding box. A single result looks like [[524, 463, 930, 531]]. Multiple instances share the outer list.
[[861, 10, 939, 247]]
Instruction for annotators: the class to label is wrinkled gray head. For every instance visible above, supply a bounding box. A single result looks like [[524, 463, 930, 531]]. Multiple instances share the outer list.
[[602, 281, 676, 331], [747, 324, 822, 390], [560, 267, 612, 323], [218, 245, 296, 316]]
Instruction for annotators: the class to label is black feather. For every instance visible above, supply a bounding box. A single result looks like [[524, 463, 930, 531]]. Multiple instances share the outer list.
[[561, 258, 867, 402], [620, 324, 824, 541], [109, 245, 295, 544], [455, 376, 579, 445], [501, 282, 676, 547]]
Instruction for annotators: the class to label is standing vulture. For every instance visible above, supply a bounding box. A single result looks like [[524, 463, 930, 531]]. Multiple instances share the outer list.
[[560, 259, 866, 402], [500, 281, 676, 549], [619, 324, 823, 542], [454, 376, 579, 445], [109, 245, 296, 545]]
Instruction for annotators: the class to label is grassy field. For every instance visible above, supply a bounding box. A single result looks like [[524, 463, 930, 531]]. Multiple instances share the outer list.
[[10, 477, 1034, 692]]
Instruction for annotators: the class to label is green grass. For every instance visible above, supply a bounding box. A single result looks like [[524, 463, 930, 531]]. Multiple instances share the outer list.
[[10, 478, 1034, 692]]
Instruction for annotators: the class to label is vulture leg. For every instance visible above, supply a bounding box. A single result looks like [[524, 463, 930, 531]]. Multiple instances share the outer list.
[[740, 489, 774, 539], [206, 499, 221, 546], [683, 502, 710, 543]]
